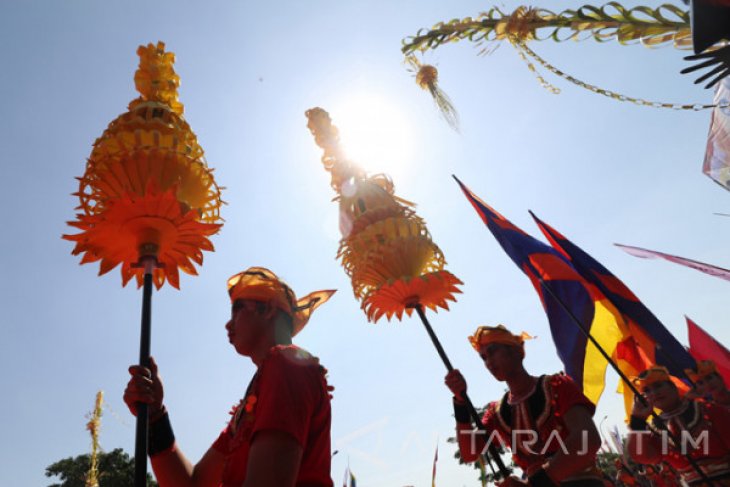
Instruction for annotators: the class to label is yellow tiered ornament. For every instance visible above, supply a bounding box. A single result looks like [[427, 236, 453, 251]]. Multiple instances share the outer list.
[[305, 106, 461, 322], [64, 41, 222, 289], [63, 42, 223, 486], [305, 107, 508, 476]]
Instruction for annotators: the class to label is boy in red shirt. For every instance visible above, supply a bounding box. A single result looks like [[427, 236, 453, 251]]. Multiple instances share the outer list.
[[445, 325, 603, 486], [124, 267, 335, 487]]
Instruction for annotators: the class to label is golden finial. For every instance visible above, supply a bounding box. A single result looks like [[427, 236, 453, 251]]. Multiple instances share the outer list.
[[132, 41, 183, 115]]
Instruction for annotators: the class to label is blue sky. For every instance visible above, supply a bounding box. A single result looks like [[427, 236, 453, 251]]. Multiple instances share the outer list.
[[1, 1, 729, 486]]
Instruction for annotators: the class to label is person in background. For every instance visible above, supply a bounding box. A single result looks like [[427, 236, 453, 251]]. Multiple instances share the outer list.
[[687, 360, 730, 408], [444, 324, 602, 486], [628, 365, 730, 486]]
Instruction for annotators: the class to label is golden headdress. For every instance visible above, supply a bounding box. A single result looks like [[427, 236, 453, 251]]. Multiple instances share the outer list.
[[468, 324, 533, 351], [633, 365, 672, 389], [227, 267, 335, 336]]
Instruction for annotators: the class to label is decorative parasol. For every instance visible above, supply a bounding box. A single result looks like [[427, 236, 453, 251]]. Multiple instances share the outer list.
[[305, 107, 508, 476], [64, 42, 223, 486]]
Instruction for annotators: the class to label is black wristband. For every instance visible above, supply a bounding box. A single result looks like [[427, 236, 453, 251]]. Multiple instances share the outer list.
[[148, 411, 175, 456], [453, 400, 470, 424], [528, 468, 557, 486], [629, 415, 648, 431]]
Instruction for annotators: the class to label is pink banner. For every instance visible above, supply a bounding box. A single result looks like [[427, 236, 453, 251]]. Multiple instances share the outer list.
[[615, 243, 730, 282]]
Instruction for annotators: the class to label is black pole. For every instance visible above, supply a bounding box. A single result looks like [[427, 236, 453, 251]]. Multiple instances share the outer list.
[[536, 277, 716, 487], [619, 460, 648, 487], [134, 255, 156, 487], [411, 304, 509, 478]]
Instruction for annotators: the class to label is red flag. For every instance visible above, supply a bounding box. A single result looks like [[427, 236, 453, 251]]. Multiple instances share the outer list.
[[687, 316, 730, 385]]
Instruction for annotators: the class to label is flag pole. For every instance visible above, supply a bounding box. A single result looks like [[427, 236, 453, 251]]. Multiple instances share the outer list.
[[535, 276, 716, 487], [410, 303, 509, 478], [134, 250, 157, 487]]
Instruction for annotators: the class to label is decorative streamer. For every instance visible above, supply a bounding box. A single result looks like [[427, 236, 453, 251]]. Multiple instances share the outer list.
[[402, 3, 691, 55], [400, 3, 725, 115], [511, 38, 723, 110]]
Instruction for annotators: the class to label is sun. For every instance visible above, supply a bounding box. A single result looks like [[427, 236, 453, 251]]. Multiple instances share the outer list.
[[331, 94, 414, 177]]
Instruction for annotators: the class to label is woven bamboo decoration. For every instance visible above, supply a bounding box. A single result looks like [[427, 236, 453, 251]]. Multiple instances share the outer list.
[[64, 42, 223, 289], [306, 107, 461, 322]]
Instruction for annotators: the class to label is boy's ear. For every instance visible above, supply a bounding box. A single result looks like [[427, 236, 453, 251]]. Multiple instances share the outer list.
[[262, 302, 278, 320]]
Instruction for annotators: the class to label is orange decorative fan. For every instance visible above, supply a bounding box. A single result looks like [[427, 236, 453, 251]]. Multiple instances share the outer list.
[[305, 107, 461, 322], [63, 42, 223, 487]]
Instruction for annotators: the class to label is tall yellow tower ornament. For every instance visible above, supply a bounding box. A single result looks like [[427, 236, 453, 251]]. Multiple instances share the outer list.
[[305, 108, 510, 476], [64, 41, 223, 289], [305, 107, 461, 322], [63, 42, 223, 486]]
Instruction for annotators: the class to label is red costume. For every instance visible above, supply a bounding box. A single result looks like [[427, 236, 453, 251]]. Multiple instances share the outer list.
[[480, 373, 603, 485], [632, 399, 730, 486], [616, 468, 637, 486], [212, 345, 334, 487], [644, 464, 682, 487]]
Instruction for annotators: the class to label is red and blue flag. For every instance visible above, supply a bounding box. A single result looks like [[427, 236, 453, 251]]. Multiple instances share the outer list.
[[455, 177, 624, 404], [530, 212, 696, 383]]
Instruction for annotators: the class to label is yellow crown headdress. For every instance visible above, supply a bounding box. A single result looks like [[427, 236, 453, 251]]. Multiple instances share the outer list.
[[468, 324, 533, 350], [227, 267, 335, 336], [633, 365, 672, 389]]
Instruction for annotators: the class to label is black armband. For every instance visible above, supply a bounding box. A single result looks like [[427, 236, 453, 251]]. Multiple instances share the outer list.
[[453, 400, 471, 424], [528, 468, 558, 486], [148, 411, 175, 456], [629, 415, 648, 431]]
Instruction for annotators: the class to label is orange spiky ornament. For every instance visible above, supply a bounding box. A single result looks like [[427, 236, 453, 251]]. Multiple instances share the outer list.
[[64, 41, 223, 289], [305, 107, 461, 322], [64, 42, 223, 485]]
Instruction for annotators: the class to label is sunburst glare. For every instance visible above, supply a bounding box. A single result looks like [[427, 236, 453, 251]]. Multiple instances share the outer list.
[[331, 94, 414, 178]]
